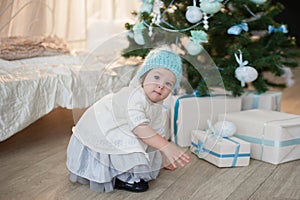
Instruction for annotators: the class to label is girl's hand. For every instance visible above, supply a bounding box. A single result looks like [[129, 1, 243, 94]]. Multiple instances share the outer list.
[[162, 154, 177, 171], [160, 142, 190, 170], [132, 125, 189, 169]]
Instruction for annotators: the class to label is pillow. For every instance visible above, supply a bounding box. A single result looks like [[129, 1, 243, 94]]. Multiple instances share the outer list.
[[0, 35, 71, 61]]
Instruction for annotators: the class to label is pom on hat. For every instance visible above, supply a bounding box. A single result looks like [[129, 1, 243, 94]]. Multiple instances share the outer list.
[[138, 48, 182, 89]]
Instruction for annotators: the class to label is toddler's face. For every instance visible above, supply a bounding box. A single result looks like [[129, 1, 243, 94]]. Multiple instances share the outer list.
[[142, 68, 176, 103]]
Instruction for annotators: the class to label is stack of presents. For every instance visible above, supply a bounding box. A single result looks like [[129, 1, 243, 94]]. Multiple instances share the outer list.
[[163, 90, 300, 167]]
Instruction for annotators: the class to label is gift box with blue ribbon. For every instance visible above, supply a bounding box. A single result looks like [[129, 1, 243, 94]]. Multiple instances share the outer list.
[[190, 130, 251, 167], [218, 109, 300, 165], [170, 91, 242, 147], [241, 90, 282, 111]]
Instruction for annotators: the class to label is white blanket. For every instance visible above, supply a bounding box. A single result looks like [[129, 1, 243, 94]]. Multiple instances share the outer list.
[[0, 54, 140, 141]]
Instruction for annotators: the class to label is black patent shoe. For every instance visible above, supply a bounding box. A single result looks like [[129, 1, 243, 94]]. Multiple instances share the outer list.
[[114, 178, 149, 192]]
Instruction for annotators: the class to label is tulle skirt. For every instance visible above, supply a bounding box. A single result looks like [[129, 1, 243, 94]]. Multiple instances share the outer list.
[[66, 134, 162, 192]]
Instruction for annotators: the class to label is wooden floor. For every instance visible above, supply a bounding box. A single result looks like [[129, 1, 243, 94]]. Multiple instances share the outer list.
[[1, 60, 300, 200]]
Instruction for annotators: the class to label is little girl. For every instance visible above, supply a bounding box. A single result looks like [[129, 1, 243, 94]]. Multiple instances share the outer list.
[[66, 48, 190, 193]]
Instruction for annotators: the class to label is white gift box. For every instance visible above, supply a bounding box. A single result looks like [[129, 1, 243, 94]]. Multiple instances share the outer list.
[[170, 94, 242, 147], [161, 94, 174, 140], [241, 91, 282, 111], [162, 104, 171, 139], [190, 130, 251, 167], [218, 109, 300, 165]]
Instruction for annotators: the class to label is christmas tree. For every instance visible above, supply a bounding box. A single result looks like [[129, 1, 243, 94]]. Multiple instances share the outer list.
[[122, 0, 299, 96]]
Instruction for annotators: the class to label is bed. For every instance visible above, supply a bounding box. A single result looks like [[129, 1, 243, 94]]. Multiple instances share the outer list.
[[0, 0, 146, 142], [0, 36, 140, 142]]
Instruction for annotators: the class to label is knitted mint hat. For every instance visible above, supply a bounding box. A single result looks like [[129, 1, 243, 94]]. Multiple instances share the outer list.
[[138, 49, 182, 89]]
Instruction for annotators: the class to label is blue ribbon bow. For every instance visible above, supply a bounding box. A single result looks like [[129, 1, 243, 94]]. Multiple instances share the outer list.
[[190, 30, 208, 43], [227, 23, 249, 35], [268, 25, 288, 34], [191, 134, 247, 167]]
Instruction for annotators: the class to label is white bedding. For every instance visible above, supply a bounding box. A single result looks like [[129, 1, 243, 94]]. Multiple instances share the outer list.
[[0, 54, 140, 141]]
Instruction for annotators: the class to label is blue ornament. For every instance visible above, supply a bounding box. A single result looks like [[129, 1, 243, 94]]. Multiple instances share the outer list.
[[268, 25, 288, 34], [190, 30, 208, 43], [227, 23, 249, 35]]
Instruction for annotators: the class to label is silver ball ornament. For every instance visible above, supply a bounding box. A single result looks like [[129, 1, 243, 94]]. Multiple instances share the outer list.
[[213, 121, 236, 137], [235, 66, 258, 84], [185, 6, 203, 23], [134, 34, 145, 45], [187, 41, 203, 55], [250, 0, 267, 4], [200, 0, 222, 14]]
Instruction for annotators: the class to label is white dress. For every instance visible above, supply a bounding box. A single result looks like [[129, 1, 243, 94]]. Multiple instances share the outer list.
[[66, 78, 165, 192]]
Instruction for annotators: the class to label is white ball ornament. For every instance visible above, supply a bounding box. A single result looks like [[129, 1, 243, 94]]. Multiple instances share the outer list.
[[250, 0, 267, 5], [134, 34, 145, 45], [185, 6, 203, 23], [187, 41, 203, 55], [200, 0, 222, 15], [235, 66, 258, 87], [132, 22, 145, 45], [234, 50, 258, 87], [213, 121, 236, 137]]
